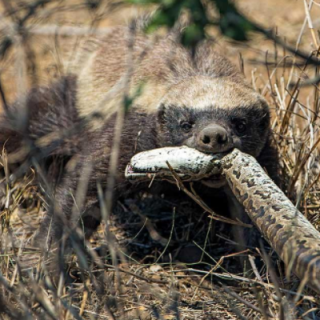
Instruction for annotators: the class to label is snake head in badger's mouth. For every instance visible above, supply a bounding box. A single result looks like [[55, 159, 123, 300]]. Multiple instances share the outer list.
[[125, 146, 224, 185]]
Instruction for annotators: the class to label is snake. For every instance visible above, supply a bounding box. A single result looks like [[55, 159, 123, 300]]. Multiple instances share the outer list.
[[125, 146, 222, 181], [126, 146, 320, 293]]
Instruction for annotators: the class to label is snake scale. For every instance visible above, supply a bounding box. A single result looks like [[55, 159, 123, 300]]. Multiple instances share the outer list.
[[126, 147, 320, 293]]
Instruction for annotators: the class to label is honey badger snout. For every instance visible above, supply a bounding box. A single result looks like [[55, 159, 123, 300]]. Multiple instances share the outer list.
[[197, 124, 232, 153]]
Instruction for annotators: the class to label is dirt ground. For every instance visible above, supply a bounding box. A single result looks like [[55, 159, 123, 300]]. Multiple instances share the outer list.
[[1, 0, 320, 319]]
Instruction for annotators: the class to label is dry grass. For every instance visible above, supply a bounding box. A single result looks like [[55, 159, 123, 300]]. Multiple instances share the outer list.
[[1, 0, 320, 319]]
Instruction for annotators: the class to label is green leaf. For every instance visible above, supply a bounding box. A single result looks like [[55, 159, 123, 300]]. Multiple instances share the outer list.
[[181, 24, 206, 47]]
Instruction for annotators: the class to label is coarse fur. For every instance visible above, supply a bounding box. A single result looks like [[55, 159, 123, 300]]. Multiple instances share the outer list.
[[0, 25, 279, 272]]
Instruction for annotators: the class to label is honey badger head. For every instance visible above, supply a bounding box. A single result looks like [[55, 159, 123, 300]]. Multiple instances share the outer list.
[[155, 77, 270, 187]]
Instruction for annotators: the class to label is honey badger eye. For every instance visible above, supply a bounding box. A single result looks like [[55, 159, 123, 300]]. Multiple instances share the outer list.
[[232, 118, 247, 135], [180, 121, 193, 132], [236, 122, 246, 133]]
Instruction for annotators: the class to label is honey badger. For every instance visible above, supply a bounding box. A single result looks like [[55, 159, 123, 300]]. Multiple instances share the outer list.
[[0, 26, 278, 260]]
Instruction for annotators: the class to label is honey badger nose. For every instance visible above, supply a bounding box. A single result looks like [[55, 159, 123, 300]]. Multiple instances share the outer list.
[[198, 125, 229, 151]]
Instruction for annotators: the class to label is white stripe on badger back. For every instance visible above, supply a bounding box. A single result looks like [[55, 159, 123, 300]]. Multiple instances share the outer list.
[[69, 26, 266, 130]]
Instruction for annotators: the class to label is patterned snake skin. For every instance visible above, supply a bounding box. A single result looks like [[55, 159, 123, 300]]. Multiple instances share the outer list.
[[222, 149, 320, 294]]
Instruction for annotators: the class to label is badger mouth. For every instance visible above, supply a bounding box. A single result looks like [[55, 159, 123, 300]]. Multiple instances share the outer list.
[[199, 151, 228, 188], [201, 175, 226, 188]]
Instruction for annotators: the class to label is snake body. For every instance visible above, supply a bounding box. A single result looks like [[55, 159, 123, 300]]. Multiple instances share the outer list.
[[222, 149, 320, 293], [126, 146, 320, 293]]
